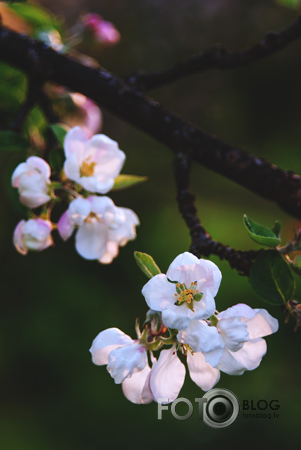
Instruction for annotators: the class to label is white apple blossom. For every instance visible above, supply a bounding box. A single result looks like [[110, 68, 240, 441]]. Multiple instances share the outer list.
[[216, 304, 278, 375], [12, 156, 51, 208], [178, 303, 278, 374], [63, 126, 125, 194], [142, 252, 222, 330], [13, 219, 53, 255], [57, 196, 139, 261], [89, 327, 151, 399]]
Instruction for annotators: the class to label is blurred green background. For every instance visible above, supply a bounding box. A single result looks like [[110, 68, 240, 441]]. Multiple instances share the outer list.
[[0, 0, 301, 449]]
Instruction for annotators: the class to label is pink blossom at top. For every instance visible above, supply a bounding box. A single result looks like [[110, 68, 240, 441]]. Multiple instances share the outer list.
[[70, 93, 102, 138], [82, 13, 121, 47]]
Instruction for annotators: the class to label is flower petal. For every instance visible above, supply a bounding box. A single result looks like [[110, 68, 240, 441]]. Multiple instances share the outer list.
[[142, 274, 175, 311], [122, 364, 152, 404], [12, 162, 29, 187], [107, 343, 147, 384], [246, 309, 279, 339], [68, 197, 92, 226], [218, 338, 267, 375], [194, 291, 216, 321], [75, 221, 108, 259], [187, 351, 220, 391], [162, 309, 192, 330], [149, 346, 185, 403], [27, 156, 51, 180], [217, 303, 256, 320], [64, 152, 81, 183], [217, 316, 249, 352], [167, 252, 199, 274], [86, 134, 125, 178], [64, 126, 87, 158], [178, 320, 224, 357], [99, 241, 119, 264], [57, 210, 74, 241], [89, 328, 133, 365], [13, 220, 27, 255]]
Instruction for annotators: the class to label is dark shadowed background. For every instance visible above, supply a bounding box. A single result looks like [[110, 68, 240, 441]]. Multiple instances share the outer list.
[[0, 0, 301, 449]]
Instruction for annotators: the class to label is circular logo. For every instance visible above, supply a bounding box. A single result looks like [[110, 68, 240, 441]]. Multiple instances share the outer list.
[[202, 389, 240, 429]]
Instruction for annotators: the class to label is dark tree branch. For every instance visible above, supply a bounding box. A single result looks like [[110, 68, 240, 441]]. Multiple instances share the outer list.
[[125, 17, 301, 91], [1, 26, 301, 219], [174, 152, 259, 276]]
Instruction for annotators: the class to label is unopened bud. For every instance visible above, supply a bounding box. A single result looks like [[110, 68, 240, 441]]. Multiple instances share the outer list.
[[144, 310, 167, 336]]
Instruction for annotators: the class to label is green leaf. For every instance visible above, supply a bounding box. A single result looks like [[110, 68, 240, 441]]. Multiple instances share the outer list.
[[8, 3, 62, 32], [134, 251, 161, 279], [271, 220, 281, 238], [0, 131, 30, 152], [275, 0, 300, 9], [112, 174, 148, 191], [249, 249, 295, 305], [49, 147, 65, 173], [243, 214, 281, 247], [50, 124, 67, 147]]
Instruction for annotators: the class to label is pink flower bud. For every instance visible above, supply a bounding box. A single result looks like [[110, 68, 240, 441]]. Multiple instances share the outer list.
[[13, 219, 53, 255], [82, 13, 120, 47]]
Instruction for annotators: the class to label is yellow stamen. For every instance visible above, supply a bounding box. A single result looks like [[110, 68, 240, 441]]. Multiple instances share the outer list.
[[80, 160, 96, 177]]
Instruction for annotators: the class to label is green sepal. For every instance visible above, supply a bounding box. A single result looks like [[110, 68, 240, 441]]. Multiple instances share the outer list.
[[243, 214, 281, 247], [158, 336, 177, 345], [147, 340, 163, 351], [167, 278, 179, 284], [112, 174, 148, 191], [134, 251, 161, 279], [174, 300, 183, 306], [194, 293, 203, 301]]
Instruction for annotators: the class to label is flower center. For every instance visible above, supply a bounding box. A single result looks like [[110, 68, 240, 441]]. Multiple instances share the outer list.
[[80, 158, 96, 177], [84, 212, 101, 223], [174, 282, 203, 311]]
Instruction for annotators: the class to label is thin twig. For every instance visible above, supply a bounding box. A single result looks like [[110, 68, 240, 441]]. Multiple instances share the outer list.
[[125, 17, 301, 90], [1, 26, 301, 219], [174, 152, 260, 275]]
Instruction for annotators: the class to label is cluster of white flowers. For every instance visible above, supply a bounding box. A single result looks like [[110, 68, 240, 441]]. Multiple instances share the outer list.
[[12, 126, 139, 263], [90, 252, 278, 404]]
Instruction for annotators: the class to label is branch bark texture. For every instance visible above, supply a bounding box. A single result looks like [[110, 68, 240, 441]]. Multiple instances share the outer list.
[[0, 22, 301, 220]]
